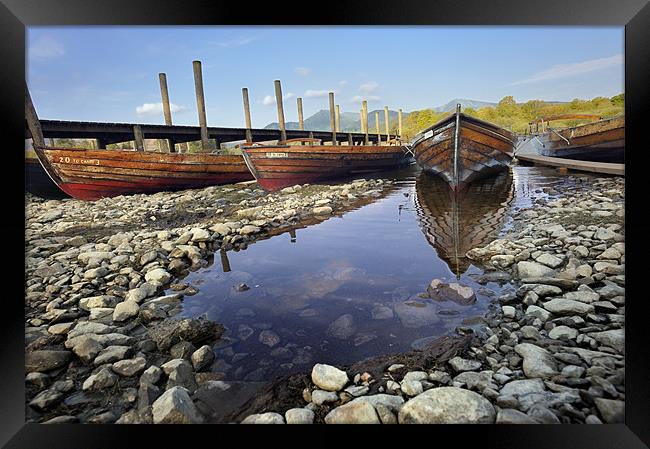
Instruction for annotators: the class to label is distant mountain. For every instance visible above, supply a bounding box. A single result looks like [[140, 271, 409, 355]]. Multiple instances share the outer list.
[[265, 109, 403, 132], [434, 98, 497, 113]]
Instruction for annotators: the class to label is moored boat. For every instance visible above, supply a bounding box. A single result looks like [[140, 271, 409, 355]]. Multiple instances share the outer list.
[[241, 138, 413, 192], [412, 104, 515, 191], [25, 149, 69, 199], [414, 170, 514, 276], [33, 146, 254, 201], [526, 115, 624, 163]]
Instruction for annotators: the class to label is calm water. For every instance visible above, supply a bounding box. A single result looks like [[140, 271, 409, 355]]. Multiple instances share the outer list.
[[173, 164, 596, 382]]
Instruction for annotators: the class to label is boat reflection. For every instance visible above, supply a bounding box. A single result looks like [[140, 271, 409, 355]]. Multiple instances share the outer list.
[[415, 169, 514, 276]]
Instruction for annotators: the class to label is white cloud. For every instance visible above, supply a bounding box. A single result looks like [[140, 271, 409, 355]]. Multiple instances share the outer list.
[[339, 80, 348, 86], [30, 36, 65, 61], [512, 54, 623, 85], [217, 36, 256, 48], [294, 67, 311, 76], [136, 102, 187, 116], [262, 92, 295, 106], [351, 95, 381, 102], [305, 89, 333, 98], [359, 81, 379, 94]]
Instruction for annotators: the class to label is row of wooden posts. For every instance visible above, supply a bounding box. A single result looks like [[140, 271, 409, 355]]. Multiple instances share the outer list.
[[158, 60, 403, 152]]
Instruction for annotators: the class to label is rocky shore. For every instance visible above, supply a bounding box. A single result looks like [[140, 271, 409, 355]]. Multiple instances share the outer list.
[[25, 178, 394, 423], [237, 175, 625, 424]]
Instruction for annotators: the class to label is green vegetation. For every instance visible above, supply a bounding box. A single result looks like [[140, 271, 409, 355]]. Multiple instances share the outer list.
[[398, 93, 624, 141]]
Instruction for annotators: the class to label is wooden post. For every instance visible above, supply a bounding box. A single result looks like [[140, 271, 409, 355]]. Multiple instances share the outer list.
[[362, 101, 369, 145], [25, 84, 46, 149], [242, 87, 253, 143], [384, 106, 390, 143], [297, 97, 305, 131], [133, 125, 145, 151], [219, 250, 231, 273], [158, 73, 174, 153], [274, 80, 287, 143], [329, 92, 337, 145], [348, 132, 354, 146], [96, 138, 107, 149], [192, 60, 211, 152], [375, 111, 381, 145], [335, 104, 341, 133], [308, 131, 314, 139], [398, 109, 403, 141]]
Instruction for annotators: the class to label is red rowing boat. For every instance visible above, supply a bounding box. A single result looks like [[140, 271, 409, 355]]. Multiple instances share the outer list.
[[241, 138, 413, 192], [33, 146, 253, 201]]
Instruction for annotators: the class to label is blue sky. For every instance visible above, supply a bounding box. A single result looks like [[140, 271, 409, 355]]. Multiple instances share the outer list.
[[27, 26, 624, 127]]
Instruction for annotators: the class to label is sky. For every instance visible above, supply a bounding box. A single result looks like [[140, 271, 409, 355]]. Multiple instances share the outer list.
[[27, 26, 624, 127]]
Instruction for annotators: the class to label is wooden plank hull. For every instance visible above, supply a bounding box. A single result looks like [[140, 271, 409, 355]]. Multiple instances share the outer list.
[[415, 170, 514, 276], [412, 113, 514, 191], [241, 145, 413, 192], [34, 147, 254, 201], [535, 116, 624, 163], [25, 155, 69, 199]]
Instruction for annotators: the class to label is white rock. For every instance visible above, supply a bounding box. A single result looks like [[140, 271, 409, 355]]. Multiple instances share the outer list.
[[152, 386, 204, 424], [285, 408, 314, 424], [241, 412, 285, 424], [311, 364, 349, 392], [398, 387, 495, 424]]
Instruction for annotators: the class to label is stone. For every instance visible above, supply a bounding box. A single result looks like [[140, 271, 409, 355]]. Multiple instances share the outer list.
[[311, 389, 339, 405], [454, 371, 498, 392], [240, 225, 261, 235], [258, 330, 281, 347], [144, 268, 172, 284], [162, 359, 198, 392], [589, 329, 624, 353], [543, 299, 595, 316], [535, 253, 564, 269], [393, 301, 440, 328], [496, 409, 538, 424], [82, 367, 118, 391], [285, 408, 314, 424], [190, 228, 211, 242], [548, 325, 578, 340], [71, 335, 104, 363], [313, 206, 333, 215], [148, 318, 224, 351], [113, 300, 140, 322], [326, 314, 356, 340], [564, 290, 600, 303], [449, 357, 482, 372], [79, 295, 120, 311], [517, 261, 555, 278], [525, 305, 551, 322], [241, 412, 285, 424], [324, 401, 380, 424], [514, 344, 558, 378], [502, 306, 516, 318], [311, 364, 349, 392], [29, 389, 63, 411], [398, 387, 495, 424], [113, 357, 147, 377], [191, 345, 215, 371], [152, 386, 204, 424], [594, 398, 624, 423], [371, 305, 394, 320], [428, 280, 476, 305], [140, 365, 163, 385], [400, 380, 423, 397], [94, 345, 132, 365], [25, 350, 72, 373], [170, 341, 197, 360], [500, 378, 546, 397]]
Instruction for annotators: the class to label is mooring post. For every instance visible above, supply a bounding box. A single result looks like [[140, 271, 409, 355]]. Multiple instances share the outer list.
[[348, 132, 354, 146], [25, 83, 46, 149], [335, 104, 341, 133], [375, 111, 381, 145], [242, 87, 253, 144], [219, 250, 231, 273], [274, 80, 287, 143], [362, 101, 369, 145], [96, 138, 107, 150], [308, 131, 314, 139], [133, 125, 145, 151], [158, 72, 174, 152], [398, 109, 403, 142], [329, 92, 337, 145], [297, 97, 304, 131], [384, 106, 390, 144], [192, 60, 211, 152]]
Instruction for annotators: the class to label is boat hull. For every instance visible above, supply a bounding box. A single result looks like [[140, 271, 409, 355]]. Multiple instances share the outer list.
[[412, 113, 514, 191], [536, 116, 624, 163], [242, 145, 413, 192], [25, 155, 69, 199], [34, 147, 254, 201]]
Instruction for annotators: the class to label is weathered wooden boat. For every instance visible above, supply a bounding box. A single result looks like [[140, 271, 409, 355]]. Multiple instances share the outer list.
[[527, 115, 624, 163], [414, 170, 514, 276], [25, 149, 68, 199], [241, 138, 413, 192], [33, 146, 254, 201], [412, 104, 515, 191]]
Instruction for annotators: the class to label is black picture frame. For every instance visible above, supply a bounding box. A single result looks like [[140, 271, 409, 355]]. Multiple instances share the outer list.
[[2, 0, 648, 447]]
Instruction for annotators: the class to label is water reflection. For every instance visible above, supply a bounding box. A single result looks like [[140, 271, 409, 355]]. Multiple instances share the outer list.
[[415, 170, 514, 277]]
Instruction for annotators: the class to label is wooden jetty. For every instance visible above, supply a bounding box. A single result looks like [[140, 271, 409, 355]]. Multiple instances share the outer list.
[[242, 86, 412, 192], [414, 170, 514, 276], [412, 104, 515, 191], [526, 115, 624, 163], [516, 153, 625, 176]]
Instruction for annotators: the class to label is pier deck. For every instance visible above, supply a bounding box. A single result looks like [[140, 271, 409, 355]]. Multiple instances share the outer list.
[[516, 153, 624, 176]]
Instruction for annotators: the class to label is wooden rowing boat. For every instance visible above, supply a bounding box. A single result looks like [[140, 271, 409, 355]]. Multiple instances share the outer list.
[[526, 115, 624, 163], [25, 150, 68, 199], [415, 169, 514, 276], [33, 146, 254, 201], [412, 104, 515, 191], [241, 138, 413, 192]]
